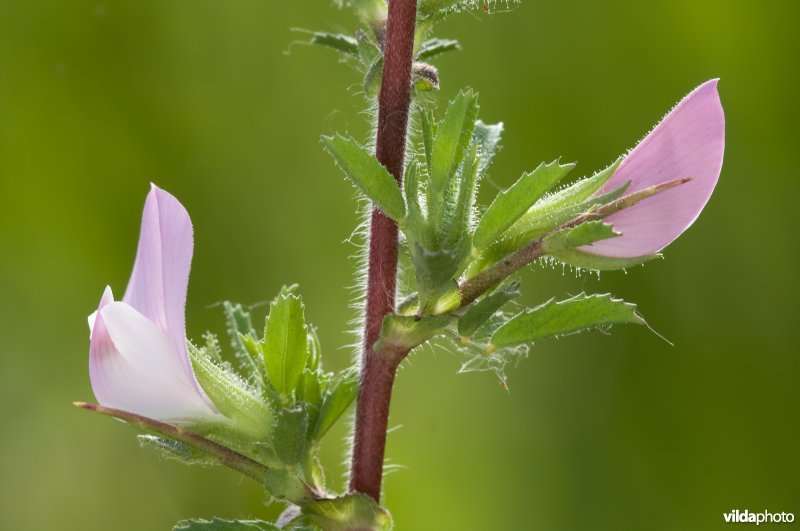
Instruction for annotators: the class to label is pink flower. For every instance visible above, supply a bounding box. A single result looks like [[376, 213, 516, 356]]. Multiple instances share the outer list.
[[88, 185, 219, 421], [582, 79, 725, 258]]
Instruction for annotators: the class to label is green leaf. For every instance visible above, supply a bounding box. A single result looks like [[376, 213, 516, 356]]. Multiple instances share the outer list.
[[173, 518, 279, 530], [550, 248, 661, 271], [417, 38, 461, 60], [190, 345, 274, 441], [473, 160, 575, 249], [263, 294, 309, 396], [272, 406, 309, 466], [491, 293, 645, 347], [428, 89, 479, 229], [420, 110, 436, 179], [297, 369, 324, 439], [472, 120, 503, 175], [313, 370, 358, 441], [458, 281, 520, 337], [299, 494, 392, 531], [446, 141, 479, 247], [308, 32, 358, 56], [263, 467, 312, 504], [375, 314, 456, 352], [411, 242, 463, 308], [322, 134, 406, 222], [362, 56, 383, 96], [402, 161, 427, 244], [542, 221, 620, 253]]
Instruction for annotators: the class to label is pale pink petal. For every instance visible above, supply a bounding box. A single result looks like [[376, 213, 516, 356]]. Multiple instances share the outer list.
[[122, 184, 196, 387], [582, 79, 725, 258], [89, 300, 218, 421]]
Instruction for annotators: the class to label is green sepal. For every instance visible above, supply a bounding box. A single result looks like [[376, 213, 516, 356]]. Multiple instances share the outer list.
[[308, 32, 359, 56], [138, 435, 217, 466], [312, 369, 358, 441], [542, 221, 620, 253], [490, 293, 645, 348], [417, 37, 461, 60], [375, 314, 456, 352], [263, 293, 309, 398], [173, 518, 279, 530], [190, 344, 274, 441], [473, 160, 575, 249], [272, 406, 309, 466], [296, 494, 392, 531], [458, 281, 520, 337], [322, 134, 406, 222], [550, 248, 661, 271]]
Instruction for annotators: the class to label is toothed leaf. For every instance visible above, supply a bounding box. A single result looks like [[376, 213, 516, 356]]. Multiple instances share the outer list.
[[417, 38, 461, 60], [491, 293, 645, 347], [473, 160, 574, 249], [322, 134, 406, 222], [308, 32, 358, 55]]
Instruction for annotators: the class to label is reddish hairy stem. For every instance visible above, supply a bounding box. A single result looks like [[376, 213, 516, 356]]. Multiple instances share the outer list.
[[349, 0, 418, 502]]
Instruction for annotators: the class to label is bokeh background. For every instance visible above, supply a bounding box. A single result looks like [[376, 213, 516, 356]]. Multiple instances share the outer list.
[[1, 1, 798, 529]]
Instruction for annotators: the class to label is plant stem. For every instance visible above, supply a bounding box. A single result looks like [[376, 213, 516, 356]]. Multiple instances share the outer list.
[[349, 0, 418, 503], [74, 402, 272, 484]]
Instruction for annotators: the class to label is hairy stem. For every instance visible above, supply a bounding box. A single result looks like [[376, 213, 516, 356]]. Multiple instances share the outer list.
[[349, 0, 418, 502], [74, 402, 273, 484]]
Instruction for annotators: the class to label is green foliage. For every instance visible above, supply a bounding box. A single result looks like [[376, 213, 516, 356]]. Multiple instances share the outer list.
[[458, 281, 519, 337], [312, 369, 359, 441], [190, 343, 274, 442], [322, 134, 406, 222], [473, 160, 574, 249], [375, 314, 456, 352], [307, 31, 359, 56], [292, 494, 393, 531], [173, 518, 279, 530], [427, 89, 479, 231], [417, 38, 461, 60], [542, 221, 620, 253], [223, 302, 262, 383], [491, 293, 645, 348], [138, 435, 217, 467], [272, 406, 310, 466], [263, 292, 309, 398]]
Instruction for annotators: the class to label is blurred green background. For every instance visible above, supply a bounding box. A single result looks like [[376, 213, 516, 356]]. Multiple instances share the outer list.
[[1, 1, 798, 529]]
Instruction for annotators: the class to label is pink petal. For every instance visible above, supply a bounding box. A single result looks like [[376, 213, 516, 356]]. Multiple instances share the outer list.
[[581, 79, 725, 258], [89, 298, 218, 421], [122, 184, 197, 388]]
